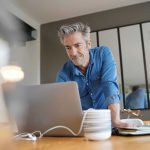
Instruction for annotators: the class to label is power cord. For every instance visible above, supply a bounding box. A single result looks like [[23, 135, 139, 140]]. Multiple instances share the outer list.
[[14, 109, 91, 141]]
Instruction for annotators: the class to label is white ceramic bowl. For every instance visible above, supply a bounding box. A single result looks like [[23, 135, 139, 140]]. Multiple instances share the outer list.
[[83, 109, 111, 140]]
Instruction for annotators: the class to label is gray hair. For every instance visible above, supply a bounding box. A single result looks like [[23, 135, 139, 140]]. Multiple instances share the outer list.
[[58, 22, 91, 44]]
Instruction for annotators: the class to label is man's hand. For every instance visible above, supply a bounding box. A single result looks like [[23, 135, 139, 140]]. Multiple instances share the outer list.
[[108, 103, 132, 128]]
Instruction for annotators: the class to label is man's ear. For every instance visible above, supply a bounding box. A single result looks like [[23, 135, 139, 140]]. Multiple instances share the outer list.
[[87, 38, 92, 49]]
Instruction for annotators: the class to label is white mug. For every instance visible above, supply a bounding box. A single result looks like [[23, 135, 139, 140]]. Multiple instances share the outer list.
[[83, 109, 111, 141]]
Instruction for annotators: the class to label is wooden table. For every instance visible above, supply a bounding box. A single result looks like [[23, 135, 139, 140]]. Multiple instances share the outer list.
[[1, 122, 150, 150], [14, 135, 150, 150]]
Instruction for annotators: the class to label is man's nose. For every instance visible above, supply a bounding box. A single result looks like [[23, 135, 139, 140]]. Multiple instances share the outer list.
[[70, 47, 78, 56]]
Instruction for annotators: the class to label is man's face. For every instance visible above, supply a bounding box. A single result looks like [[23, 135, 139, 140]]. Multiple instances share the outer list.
[[63, 32, 91, 67]]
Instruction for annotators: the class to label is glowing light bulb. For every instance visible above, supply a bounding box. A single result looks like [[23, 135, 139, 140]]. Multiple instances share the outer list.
[[0, 65, 24, 82]]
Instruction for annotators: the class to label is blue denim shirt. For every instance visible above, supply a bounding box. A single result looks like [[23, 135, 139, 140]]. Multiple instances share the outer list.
[[56, 46, 120, 110]]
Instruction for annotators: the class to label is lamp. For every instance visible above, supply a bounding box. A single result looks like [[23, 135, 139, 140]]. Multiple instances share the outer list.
[[0, 0, 25, 148], [0, 65, 24, 82], [0, 38, 24, 82]]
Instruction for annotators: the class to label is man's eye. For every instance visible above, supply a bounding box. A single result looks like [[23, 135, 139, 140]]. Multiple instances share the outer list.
[[76, 44, 82, 48], [65, 47, 71, 50]]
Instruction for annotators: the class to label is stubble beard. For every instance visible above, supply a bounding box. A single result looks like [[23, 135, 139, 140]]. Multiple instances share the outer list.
[[71, 55, 85, 67]]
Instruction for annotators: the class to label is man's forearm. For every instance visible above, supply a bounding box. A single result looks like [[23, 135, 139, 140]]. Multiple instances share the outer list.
[[108, 103, 130, 128]]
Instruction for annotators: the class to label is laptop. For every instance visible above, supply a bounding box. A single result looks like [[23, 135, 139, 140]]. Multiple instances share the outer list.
[[3, 81, 84, 137]]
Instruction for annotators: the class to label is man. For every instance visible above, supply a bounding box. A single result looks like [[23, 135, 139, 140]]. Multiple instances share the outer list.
[[126, 86, 148, 109], [56, 22, 129, 127]]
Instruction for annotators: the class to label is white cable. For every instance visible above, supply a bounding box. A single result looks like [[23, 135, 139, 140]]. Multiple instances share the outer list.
[[14, 109, 91, 141], [14, 133, 37, 141]]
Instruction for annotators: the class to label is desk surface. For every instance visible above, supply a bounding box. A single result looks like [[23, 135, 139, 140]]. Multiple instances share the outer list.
[[15, 135, 150, 150]]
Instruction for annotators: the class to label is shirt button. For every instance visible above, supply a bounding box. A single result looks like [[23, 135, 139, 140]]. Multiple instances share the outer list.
[[90, 93, 93, 96]]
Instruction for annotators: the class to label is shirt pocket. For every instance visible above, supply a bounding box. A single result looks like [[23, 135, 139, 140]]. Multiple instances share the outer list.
[[90, 73, 101, 82], [75, 78, 87, 98], [90, 74, 101, 89]]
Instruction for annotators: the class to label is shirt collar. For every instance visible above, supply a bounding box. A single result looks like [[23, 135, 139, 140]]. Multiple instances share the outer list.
[[89, 48, 94, 65], [69, 61, 82, 76], [73, 66, 83, 76]]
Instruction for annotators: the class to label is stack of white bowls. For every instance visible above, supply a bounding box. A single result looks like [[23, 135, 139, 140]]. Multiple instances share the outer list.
[[83, 109, 111, 141]]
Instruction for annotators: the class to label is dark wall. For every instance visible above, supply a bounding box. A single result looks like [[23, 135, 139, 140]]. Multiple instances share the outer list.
[[41, 2, 150, 83]]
